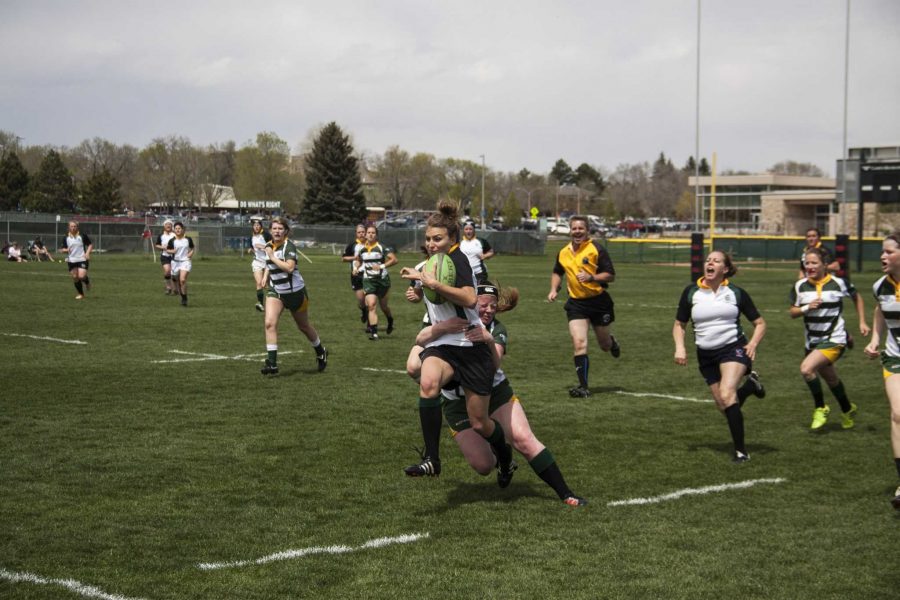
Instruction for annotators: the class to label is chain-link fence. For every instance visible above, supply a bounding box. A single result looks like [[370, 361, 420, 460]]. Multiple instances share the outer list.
[[603, 236, 884, 267], [1, 213, 548, 256]]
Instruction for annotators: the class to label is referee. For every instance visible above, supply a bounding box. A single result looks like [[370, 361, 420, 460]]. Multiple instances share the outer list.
[[547, 215, 620, 398]]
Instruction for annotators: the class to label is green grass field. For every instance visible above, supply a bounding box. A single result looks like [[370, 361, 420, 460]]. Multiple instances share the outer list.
[[1, 248, 898, 599]]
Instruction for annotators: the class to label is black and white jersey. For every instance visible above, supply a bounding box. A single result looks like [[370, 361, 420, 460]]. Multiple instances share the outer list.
[[422, 245, 481, 348], [251, 231, 273, 262], [166, 236, 194, 261], [64, 232, 92, 263], [676, 279, 761, 350], [459, 237, 492, 276], [873, 275, 900, 358], [157, 232, 176, 257], [343, 239, 365, 274]]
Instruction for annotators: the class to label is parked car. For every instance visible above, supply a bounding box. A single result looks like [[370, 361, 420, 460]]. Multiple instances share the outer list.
[[547, 218, 570, 235]]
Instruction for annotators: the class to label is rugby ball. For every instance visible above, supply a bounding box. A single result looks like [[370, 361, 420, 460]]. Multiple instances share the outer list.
[[422, 253, 456, 304]]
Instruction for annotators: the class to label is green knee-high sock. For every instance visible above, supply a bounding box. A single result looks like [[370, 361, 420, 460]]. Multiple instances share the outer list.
[[805, 377, 825, 408], [485, 419, 512, 465], [829, 380, 852, 413], [529, 448, 574, 499]]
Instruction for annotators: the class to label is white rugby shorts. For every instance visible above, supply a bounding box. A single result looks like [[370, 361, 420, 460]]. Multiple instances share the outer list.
[[172, 259, 193, 275]]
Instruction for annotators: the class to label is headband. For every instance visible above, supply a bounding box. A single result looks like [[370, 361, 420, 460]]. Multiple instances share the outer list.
[[477, 284, 499, 298]]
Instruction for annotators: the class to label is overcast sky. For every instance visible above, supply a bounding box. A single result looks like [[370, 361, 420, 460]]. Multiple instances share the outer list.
[[1, 0, 897, 177]]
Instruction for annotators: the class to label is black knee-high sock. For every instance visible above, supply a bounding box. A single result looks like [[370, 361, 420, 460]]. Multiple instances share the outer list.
[[829, 380, 852, 413], [737, 379, 755, 406], [574, 354, 589, 388], [805, 377, 825, 408], [724, 404, 745, 454], [83, 276, 90, 285], [530, 448, 573, 499], [894, 457, 900, 479], [74, 280, 84, 294], [256, 288, 264, 303], [418, 396, 442, 462]]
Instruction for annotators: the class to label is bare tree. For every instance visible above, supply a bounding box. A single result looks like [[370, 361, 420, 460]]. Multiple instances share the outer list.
[[769, 160, 825, 177], [371, 145, 413, 209], [607, 162, 651, 218], [136, 136, 203, 213], [68, 138, 139, 209]]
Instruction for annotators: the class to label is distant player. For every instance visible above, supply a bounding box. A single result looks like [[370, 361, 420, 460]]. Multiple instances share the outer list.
[[342, 224, 367, 323], [798, 227, 839, 279], [356, 224, 397, 340], [260, 217, 328, 376], [61, 220, 93, 299], [155, 220, 177, 295], [248, 219, 272, 312], [459, 221, 494, 284], [166, 221, 194, 307]]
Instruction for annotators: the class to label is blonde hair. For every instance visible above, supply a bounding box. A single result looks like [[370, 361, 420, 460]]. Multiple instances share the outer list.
[[270, 216, 291, 233]]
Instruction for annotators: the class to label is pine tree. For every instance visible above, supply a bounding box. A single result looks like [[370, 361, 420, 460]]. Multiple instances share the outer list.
[[302, 122, 366, 224], [550, 159, 576, 186], [698, 157, 711, 176], [0, 152, 30, 210], [25, 150, 76, 213], [80, 168, 122, 214]]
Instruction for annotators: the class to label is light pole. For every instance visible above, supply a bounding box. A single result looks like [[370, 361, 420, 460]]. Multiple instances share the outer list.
[[479, 154, 486, 230], [515, 187, 540, 213], [555, 185, 560, 220]]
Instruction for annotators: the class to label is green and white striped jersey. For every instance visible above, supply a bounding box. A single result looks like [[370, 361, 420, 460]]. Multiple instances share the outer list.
[[266, 240, 305, 294], [790, 274, 856, 349]]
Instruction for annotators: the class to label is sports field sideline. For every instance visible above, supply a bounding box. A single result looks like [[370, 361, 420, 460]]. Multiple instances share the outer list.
[[0, 249, 896, 599]]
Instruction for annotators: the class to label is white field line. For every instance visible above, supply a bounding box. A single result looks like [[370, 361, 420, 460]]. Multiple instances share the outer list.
[[614, 390, 712, 404], [362, 367, 408, 375], [607, 478, 787, 507], [0, 568, 148, 600], [2, 332, 88, 345], [197, 532, 430, 571], [5, 270, 71, 278], [152, 350, 297, 364]]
